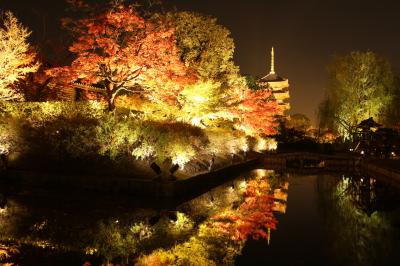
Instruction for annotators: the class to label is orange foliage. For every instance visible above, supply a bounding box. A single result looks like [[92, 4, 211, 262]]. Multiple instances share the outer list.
[[47, 3, 195, 110], [210, 178, 278, 241], [237, 89, 281, 136]]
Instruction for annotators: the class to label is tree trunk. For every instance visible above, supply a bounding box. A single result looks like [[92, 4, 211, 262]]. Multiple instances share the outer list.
[[105, 81, 115, 111], [107, 97, 115, 111]]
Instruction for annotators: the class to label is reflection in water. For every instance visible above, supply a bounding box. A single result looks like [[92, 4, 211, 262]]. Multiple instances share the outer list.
[[210, 177, 283, 242], [1, 170, 400, 265], [136, 169, 288, 265], [0, 169, 288, 265], [317, 174, 400, 266], [335, 176, 378, 216]]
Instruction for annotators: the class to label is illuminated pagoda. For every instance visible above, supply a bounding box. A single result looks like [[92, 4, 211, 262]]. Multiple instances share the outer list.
[[258, 47, 290, 114]]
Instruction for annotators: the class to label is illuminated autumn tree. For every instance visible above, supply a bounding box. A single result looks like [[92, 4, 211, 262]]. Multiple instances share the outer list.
[[0, 11, 39, 101], [168, 12, 239, 84], [163, 11, 247, 126], [178, 80, 235, 127], [48, 4, 191, 110], [237, 89, 280, 136], [318, 51, 395, 138]]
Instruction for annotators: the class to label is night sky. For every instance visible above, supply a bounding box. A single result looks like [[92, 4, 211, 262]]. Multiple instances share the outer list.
[[2, 0, 400, 124]]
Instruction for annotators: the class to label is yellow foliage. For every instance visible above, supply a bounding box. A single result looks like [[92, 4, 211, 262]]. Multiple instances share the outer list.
[[135, 121, 206, 167], [137, 222, 241, 266], [116, 95, 182, 122], [131, 141, 155, 160], [84, 246, 98, 255], [253, 136, 267, 152], [0, 243, 19, 261], [170, 143, 196, 168], [204, 128, 246, 156], [0, 11, 39, 101], [172, 212, 194, 232], [179, 81, 223, 126], [136, 249, 175, 266]]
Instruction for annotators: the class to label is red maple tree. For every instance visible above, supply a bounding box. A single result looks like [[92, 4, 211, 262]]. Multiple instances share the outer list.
[[237, 89, 280, 136], [48, 3, 194, 110]]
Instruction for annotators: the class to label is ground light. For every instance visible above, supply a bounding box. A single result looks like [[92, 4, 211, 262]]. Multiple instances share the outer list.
[[0, 206, 7, 215]]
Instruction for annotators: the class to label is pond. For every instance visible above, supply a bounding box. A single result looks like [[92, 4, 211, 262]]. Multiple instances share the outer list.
[[1, 168, 400, 265]]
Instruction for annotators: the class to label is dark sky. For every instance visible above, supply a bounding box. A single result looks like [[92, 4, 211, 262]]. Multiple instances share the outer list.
[[2, 0, 400, 124]]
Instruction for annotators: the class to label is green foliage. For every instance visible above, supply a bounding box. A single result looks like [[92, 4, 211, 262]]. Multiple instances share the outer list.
[[245, 75, 261, 91], [0, 101, 105, 159], [136, 224, 241, 266], [318, 51, 395, 138], [287, 113, 311, 131], [0, 101, 210, 169], [160, 11, 252, 133], [0, 101, 103, 156], [168, 11, 238, 83], [0, 118, 18, 154], [196, 224, 242, 265], [130, 121, 207, 167], [0, 101, 105, 125], [93, 220, 153, 264], [95, 113, 142, 159], [139, 212, 195, 253]]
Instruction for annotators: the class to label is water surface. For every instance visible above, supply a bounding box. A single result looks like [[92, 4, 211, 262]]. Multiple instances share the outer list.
[[1, 169, 399, 265]]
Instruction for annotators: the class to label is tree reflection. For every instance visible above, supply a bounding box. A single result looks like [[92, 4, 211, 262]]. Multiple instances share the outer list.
[[208, 170, 288, 243], [137, 170, 288, 265], [317, 174, 400, 266], [210, 178, 279, 242], [0, 170, 289, 265]]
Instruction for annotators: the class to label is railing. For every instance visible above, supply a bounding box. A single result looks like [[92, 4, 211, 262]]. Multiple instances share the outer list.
[[52, 82, 105, 101], [263, 152, 400, 185]]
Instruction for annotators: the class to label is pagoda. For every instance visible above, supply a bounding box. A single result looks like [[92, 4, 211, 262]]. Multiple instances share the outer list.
[[258, 47, 290, 113]]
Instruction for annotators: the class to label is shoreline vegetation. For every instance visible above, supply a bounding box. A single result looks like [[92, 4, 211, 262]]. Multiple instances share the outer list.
[[0, 100, 277, 192]]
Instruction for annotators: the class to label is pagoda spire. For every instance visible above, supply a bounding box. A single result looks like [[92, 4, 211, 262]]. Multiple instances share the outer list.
[[270, 47, 275, 74]]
